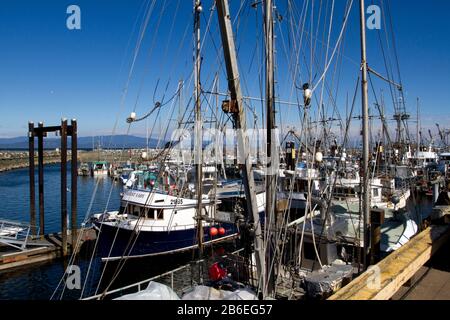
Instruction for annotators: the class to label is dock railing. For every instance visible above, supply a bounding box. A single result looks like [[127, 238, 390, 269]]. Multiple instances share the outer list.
[[0, 219, 35, 250]]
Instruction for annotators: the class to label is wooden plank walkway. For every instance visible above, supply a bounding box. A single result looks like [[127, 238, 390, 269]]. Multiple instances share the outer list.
[[328, 223, 450, 300], [392, 234, 450, 300]]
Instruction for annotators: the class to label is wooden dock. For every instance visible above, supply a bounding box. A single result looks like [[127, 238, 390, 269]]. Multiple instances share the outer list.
[[328, 222, 450, 300], [0, 228, 96, 271], [392, 232, 450, 300]]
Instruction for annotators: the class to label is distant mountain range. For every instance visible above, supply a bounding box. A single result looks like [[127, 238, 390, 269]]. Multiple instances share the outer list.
[[0, 135, 164, 150]]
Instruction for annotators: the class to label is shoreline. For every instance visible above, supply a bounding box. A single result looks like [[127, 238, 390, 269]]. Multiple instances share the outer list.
[[0, 149, 145, 173], [0, 159, 62, 173]]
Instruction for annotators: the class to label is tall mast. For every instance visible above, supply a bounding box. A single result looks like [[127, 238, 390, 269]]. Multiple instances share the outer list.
[[146, 118, 149, 159], [264, 0, 276, 297], [194, 0, 204, 257], [216, 0, 265, 295], [359, 0, 371, 270]]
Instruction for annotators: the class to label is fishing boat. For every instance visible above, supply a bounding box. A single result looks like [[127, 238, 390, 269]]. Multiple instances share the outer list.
[[91, 161, 109, 176], [120, 169, 143, 188], [77, 162, 90, 176], [439, 152, 450, 180], [91, 186, 238, 261]]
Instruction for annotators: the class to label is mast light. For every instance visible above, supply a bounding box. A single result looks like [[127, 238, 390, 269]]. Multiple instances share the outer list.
[[302, 83, 312, 107], [127, 112, 136, 123]]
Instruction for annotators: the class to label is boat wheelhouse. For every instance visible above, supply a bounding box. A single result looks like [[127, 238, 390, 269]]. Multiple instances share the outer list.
[[91, 161, 109, 176]]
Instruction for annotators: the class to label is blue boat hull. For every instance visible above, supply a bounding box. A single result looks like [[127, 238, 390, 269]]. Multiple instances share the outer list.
[[93, 221, 238, 259]]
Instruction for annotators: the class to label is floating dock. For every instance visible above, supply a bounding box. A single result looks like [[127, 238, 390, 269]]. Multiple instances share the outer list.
[[0, 228, 96, 272]]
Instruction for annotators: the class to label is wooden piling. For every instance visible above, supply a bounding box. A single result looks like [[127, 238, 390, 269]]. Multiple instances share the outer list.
[[71, 119, 78, 246], [61, 119, 68, 256], [38, 122, 45, 237], [27, 120, 78, 255], [370, 209, 385, 265], [28, 122, 36, 235]]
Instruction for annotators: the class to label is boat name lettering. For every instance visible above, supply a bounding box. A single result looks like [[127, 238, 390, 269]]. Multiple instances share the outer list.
[[127, 192, 146, 199]]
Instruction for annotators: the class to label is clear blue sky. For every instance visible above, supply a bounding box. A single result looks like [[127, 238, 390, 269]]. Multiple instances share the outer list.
[[0, 0, 449, 140]]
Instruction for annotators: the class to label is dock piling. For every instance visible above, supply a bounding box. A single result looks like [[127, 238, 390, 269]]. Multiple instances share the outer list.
[[370, 208, 385, 265], [61, 119, 68, 257], [28, 122, 36, 236], [28, 119, 77, 256], [71, 119, 78, 246], [38, 122, 45, 237]]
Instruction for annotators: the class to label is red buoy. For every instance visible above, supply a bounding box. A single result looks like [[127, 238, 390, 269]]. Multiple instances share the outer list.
[[209, 227, 218, 237], [218, 227, 226, 236]]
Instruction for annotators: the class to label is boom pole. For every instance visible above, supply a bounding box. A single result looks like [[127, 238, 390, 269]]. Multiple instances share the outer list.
[[264, 0, 277, 297], [194, 0, 204, 258], [216, 0, 265, 295], [359, 0, 371, 270]]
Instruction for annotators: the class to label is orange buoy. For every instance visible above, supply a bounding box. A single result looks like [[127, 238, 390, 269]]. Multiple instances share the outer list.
[[209, 227, 218, 237], [218, 227, 226, 235]]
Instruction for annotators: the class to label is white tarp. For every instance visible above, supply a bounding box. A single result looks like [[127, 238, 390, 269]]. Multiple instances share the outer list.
[[181, 286, 225, 300], [223, 288, 258, 300], [115, 281, 180, 300], [181, 285, 257, 300]]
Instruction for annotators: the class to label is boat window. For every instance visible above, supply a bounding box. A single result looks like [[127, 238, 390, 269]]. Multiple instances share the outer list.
[[119, 206, 126, 214], [147, 208, 155, 219], [133, 205, 140, 216], [157, 209, 164, 220], [127, 204, 143, 217], [373, 188, 379, 197]]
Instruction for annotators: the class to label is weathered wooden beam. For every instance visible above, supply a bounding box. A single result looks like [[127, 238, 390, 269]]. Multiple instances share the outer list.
[[28, 122, 36, 236], [61, 119, 68, 256], [71, 119, 78, 245], [38, 122, 45, 237], [328, 224, 450, 300], [370, 209, 385, 265], [33, 125, 74, 136]]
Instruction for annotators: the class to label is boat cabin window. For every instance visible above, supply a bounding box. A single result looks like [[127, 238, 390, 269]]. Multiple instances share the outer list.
[[334, 186, 356, 197], [127, 208, 160, 219], [130, 204, 142, 216], [373, 188, 379, 197], [157, 209, 164, 220], [124, 204, 149, 218], [147, 208, 155, 219]]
